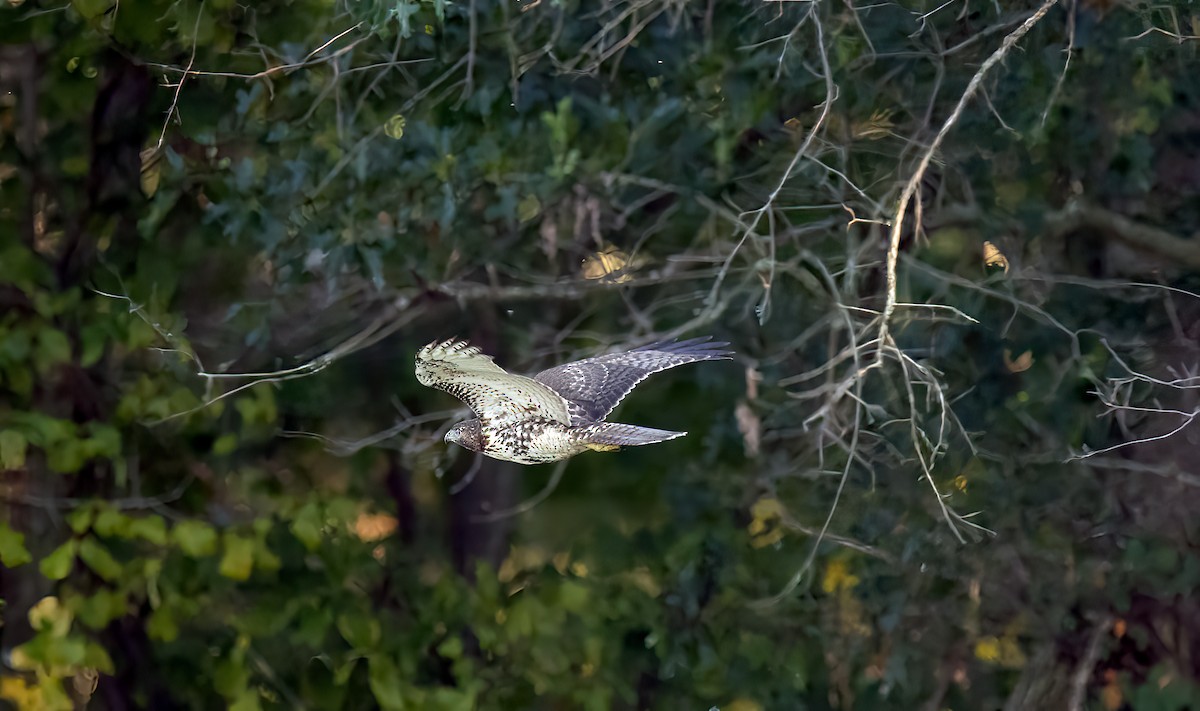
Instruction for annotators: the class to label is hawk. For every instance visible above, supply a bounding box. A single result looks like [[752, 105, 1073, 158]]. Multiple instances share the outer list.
[[415, 337, 732, 464]]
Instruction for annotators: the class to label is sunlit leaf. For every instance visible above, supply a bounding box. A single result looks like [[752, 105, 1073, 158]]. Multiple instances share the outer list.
[[127, 515, 168, 546], [29, 596, 72, 637], [1003, 348, 1034, 373], [982, 240, 1010, 274], [352, 512, 398, 542], [290, 502, 323, 551], [39, 540, 79, 580], [337, 611, 381, 650], [219, 534, 255, 581], [384, 114, 407, 140], [368, 655, 406, 711], [172, 518, 217, 557], [78, 536, 122, 581]]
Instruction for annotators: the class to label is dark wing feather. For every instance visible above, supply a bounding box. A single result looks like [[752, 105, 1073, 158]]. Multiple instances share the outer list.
[[533, 337, 733, 425]]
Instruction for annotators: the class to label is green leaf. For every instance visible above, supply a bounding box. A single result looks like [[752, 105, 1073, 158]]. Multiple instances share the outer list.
[[0, 429, 27, 470], [436, 635, 463, 660], [16, 413, 75, 446], [214, 655, 250, 699], [40, 539, 79, 580], [71, 588, 128, 629], [368, 655, 406, 711], [219, 533, 255, 581], [83, 641, 115, 674], [173, 520, 218, 557], [78, 536, 122, 581], [66, 505, 96, 534], [337, 611, 381, 651], [46, 441, 86, 474], [230, 690, 263, 711], [82, 423, 121, 460], [0, 520, 33, 567], [559, 580, 590, 613], [147, 608, 179, 642], [93, 508, 131, 537], [126, 515, 168, 546], [212, 433, 238, 456], [80, 323, 107, 367], [36, 327, 72, 367], [517, 194, 541, 223], [253, 538, 281, 573], [290, 502, 322, 551], [71, 0, 115, 21]]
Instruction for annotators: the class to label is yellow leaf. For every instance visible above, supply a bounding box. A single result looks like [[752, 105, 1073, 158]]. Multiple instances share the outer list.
[[218, 534, 254, 581], [621, 567, 661, 597], [30, 596, 73, 637], [747, 497, 785, 547], [140, 147, 161, 197], [974, 636, 1001, 663], [821, 559, 860, 594], [0, 675, 46, 709], [383, 114, 406, 141], [750, 497, 783, 521], [750, 528, 783, 549], [983, 241, 1010, 274], [581, 245, 633, 283], [725, 699, 764, 711], [974, 634, 1026, 668]]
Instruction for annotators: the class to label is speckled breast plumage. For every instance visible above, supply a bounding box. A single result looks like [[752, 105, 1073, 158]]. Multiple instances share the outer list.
[[488, 419, 590, 465]]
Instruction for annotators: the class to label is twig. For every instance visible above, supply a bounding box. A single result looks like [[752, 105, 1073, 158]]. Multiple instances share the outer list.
[[877, 0, 1061, 362], [705, 1, 836, 316], [1067, 615, 1112, 711], [470, 459, 569, 523], [154, 0, 204, 154]]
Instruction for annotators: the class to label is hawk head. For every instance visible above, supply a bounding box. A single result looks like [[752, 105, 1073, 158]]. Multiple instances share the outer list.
[[445, 419, 484, 452]]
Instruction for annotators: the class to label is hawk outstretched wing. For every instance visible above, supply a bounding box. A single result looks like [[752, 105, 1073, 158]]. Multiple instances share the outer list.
[[415, 340, 571, 428], [533, 337, 733, 426]]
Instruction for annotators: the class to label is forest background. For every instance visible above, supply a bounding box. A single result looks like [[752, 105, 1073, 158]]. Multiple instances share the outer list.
[[2, 0, 1200, 708]]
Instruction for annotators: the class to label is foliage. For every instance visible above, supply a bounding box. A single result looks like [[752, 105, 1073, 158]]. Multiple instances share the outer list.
[[2, 0, 1200, 708]]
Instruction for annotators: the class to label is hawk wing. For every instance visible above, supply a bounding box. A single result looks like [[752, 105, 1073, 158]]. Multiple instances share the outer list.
[[416, 340, 572, 428], [533, 336, 733, 426]]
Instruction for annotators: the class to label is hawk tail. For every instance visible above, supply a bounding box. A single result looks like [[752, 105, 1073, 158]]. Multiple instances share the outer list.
[[580, 423, 686, 450]]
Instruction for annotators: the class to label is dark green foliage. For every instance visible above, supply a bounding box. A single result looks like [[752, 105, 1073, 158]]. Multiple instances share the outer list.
[[2, 0, 1200, 708]]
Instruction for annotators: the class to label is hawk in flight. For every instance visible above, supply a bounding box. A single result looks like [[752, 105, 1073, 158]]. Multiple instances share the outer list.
[[416, 337, 732, 464]]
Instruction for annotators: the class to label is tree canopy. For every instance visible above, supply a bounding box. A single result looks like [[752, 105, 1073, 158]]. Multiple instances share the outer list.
[[2, 0, 1200, 708]]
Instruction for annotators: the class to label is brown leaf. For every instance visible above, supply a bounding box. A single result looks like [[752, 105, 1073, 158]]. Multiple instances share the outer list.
[[1003, 348, 1033, 373], [735, 401, 761, 457], [352, 512, 398, 542], [744, 365, 761, 401]]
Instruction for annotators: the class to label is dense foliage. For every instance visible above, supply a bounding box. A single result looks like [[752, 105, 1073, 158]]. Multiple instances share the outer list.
[[2, 0, 1200, 708]]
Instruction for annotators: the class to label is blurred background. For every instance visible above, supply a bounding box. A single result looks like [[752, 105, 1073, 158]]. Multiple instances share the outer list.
[[2, 0, 1199, 708]]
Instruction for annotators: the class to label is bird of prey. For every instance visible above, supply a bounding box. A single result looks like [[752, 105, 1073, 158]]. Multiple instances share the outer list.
[[415, 337, 732, 464]]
